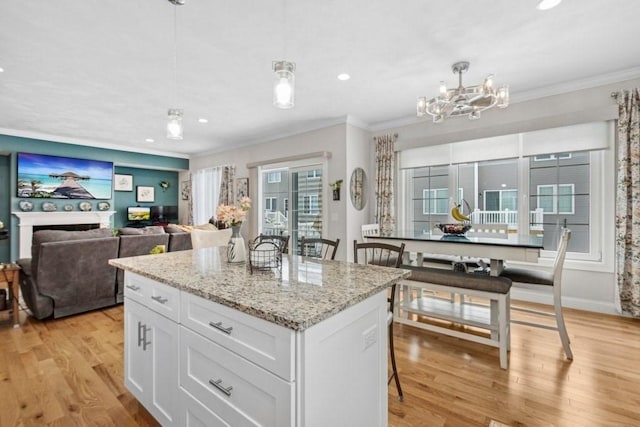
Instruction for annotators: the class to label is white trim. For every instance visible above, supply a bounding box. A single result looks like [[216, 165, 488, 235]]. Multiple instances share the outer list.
[[12, 211, 115, 258]]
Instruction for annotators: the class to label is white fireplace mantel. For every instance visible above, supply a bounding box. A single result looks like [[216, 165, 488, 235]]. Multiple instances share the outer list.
[[12, 211, 115, 258]]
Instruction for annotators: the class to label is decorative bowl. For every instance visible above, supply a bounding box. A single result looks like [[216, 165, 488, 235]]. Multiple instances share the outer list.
[[436, 223, 472, 235]]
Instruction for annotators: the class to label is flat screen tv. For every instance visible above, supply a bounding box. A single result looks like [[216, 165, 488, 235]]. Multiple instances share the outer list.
[[17, 152, 113, 199], [150, 205, 178, 223], [128, 206, 151, 222]]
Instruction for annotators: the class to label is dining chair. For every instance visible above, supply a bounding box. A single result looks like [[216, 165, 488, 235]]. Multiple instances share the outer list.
[[190, 228, 232, 250], [300, 237, 340, 260], [253, 234, 290, 254], [353, 240, 405, 401], [499, 228, 573, 360]]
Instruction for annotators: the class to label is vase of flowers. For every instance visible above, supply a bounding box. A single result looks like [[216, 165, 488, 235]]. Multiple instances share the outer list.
[[216, 197, 251, 263]]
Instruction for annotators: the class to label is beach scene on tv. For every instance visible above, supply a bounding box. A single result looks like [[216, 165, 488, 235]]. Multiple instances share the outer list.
[[17, 153, 113, 199]]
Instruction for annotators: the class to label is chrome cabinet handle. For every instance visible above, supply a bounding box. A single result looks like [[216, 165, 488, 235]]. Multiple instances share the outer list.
[[151, 295, 169, 304], [126, 285, 141, 291], [209, 378, 233, 396], [208, 321, 233, 335], [137, 321, 144, 347], [142, 325, 151, 351]]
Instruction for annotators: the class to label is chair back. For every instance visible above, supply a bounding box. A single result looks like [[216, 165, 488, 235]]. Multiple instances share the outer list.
[[467, 223, 509, 238], [353, 240, 404, 268], [553, 228, 571, 282], [254, 234, 290, 254], [190, 228, 232, 250], [300, 237, 340, 260], [361, 223, 380, 239]]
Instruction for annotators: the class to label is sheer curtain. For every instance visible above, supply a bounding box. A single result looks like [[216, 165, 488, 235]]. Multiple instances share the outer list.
[[615, 88, 640, 317], [192, 166, 223, 225]]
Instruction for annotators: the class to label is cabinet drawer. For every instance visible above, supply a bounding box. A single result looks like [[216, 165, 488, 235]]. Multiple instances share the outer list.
[[180, 327, 294, 427], [181, 292, 294, 381], [124, 272, 180, 322]]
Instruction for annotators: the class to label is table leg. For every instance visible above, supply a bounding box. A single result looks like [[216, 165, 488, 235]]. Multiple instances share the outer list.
[[11, 270, 19, 328], [490, 259, 504, 276]]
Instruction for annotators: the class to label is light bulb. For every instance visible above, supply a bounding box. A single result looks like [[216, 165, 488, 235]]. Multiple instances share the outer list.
[[166, 108, 183, 140], [272, 60, 295, 109], [416, 97, 427, 117], [497, 85, 509, 108], [439, 81, 447, 97]]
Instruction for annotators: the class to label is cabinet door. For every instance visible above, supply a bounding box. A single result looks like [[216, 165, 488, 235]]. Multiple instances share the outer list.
[[124, 298, 181, 427], [147, 306, 181, 426], [124, 299, 150, 403]]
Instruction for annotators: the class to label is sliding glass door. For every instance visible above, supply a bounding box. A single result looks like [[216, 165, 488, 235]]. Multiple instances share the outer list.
[[260, 164, 323, 254]]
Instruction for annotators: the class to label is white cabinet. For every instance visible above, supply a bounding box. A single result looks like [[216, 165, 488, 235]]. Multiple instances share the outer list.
[[124, 275, 181, 426], [123, 271, 389, 427]]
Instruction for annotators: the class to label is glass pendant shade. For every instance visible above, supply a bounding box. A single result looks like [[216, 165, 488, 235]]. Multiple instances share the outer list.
[[166, 108, 184, 140], [273, 60, 295, 109]]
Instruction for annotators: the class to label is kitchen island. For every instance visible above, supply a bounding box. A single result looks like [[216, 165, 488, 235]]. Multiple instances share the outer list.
[[110, 247, 409, 427]]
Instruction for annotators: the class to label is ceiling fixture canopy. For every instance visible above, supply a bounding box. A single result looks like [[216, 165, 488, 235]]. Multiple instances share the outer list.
[[417, 61, 509, 123]]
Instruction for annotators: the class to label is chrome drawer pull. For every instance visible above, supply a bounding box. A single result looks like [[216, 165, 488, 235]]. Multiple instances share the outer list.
[[208, 321, 233, 335], [151, 295, 169, 304], [126, 285, 141, 291], [137, 321, 144, 347], [142, 325, 151, 351], [209, 378, 233, 396]]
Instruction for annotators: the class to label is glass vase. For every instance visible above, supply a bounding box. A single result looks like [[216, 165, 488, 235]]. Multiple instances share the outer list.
[[227, 225, 246, 263]]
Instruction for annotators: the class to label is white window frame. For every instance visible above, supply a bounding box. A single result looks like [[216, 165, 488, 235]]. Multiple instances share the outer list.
[[283, 198, 289, 217], [303, 194, 319, 215], [536, 184, 575, 215], [533, 153, 572, 161], [265, 197, 277, 211], [267, 172, 281, 183], [307, 170, 321, 179], [484, 189, 518, 211]]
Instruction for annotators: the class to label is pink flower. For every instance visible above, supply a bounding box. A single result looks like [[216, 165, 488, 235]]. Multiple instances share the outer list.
[[216, 198, 252, 227]]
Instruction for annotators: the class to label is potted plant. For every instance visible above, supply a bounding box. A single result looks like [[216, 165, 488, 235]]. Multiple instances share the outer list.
[[330, 180, 343, 201]]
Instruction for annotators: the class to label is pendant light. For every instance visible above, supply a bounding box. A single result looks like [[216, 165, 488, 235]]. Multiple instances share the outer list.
[[272, 0, 296, 109], [167, 0, 184, 140]]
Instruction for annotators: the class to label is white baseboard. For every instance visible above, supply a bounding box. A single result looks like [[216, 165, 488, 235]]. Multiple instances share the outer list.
[[511, 289, 619, 316]]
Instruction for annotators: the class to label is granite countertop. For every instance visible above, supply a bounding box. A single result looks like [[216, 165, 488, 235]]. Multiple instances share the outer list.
[[109, 247, 410, 331]]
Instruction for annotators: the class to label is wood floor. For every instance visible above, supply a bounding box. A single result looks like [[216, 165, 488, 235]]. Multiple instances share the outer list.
[[0, 302, 638, 426]]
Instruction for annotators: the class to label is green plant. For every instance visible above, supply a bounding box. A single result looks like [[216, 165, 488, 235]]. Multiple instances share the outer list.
[[329, 180, 343, 191], [159, 180, 170, 191]]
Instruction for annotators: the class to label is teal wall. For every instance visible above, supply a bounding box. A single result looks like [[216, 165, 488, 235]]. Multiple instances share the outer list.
[[0, 134, 189, 261], [112, 166, 179, 228], [0, 155, 10, 263]]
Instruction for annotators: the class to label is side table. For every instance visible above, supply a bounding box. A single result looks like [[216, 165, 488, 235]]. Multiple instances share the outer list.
[[0, 263, 20, 328]]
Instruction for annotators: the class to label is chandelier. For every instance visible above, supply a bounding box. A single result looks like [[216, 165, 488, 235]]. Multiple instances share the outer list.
[[417, 61, 509, 123]]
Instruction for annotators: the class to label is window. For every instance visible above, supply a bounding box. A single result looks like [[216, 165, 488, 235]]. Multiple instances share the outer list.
[[267, 172, 281, 183], [307, 170, 321, 179], [534, 153, 572, 161], [284, 198, 289, 217], [303, 195, 319, 214], [422, 188, 463, 214], [536, 184, 575, 214], [265, 197, 277, 211], [484, 189, 518, 211]]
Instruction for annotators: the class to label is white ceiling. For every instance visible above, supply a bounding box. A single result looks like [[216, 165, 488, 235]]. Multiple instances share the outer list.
[[1, 0, 639, 158]]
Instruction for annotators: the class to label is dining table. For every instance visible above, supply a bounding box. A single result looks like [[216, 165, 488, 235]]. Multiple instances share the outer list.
[[364, 230, 544, 275]]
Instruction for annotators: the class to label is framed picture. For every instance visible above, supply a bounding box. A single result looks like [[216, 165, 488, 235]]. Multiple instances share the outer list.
[[136, 186, 155, 203], [181, 180, 190, 201], [114, 174, 133, 192], [236, 177, 248, 203]]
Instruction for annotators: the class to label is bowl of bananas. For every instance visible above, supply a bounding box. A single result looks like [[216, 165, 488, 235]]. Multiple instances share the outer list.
[[436, 223, 472, 235]]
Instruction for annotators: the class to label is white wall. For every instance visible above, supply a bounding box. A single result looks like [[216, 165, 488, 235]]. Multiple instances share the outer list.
[[372, 78, 640, 315], [190, 123, 349, 259], [345, 124, 372, 261]]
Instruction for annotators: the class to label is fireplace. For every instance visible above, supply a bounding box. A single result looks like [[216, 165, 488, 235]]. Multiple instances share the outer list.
[[12, 211, 115, 258]]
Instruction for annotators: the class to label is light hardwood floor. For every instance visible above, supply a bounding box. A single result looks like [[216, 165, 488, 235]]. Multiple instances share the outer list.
[[0, 302, 638, 426]]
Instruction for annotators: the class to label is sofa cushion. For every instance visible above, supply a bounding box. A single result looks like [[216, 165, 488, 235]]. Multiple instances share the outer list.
[[30, 228, 114, 287], [119, 226, 166, 235]]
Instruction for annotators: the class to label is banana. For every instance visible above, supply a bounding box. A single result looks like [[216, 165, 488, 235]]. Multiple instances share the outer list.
[[451, 204, 470, 222]]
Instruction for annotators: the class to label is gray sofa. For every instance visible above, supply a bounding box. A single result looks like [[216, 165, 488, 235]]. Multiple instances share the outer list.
[[18, 228, 119, 319], [17, 226, 193, 320]]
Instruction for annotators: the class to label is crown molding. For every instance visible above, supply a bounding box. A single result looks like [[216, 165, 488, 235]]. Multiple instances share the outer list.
[[0, 127, 190, 159]]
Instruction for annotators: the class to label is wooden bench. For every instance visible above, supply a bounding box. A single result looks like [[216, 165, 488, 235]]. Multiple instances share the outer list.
[[396, 265, 512, 369]]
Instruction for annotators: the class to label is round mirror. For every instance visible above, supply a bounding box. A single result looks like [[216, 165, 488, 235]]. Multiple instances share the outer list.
[[350, 167, 367, 210]]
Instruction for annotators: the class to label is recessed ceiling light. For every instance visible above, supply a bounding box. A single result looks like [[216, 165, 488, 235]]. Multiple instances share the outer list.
[[337, 73, 351, 81], [198, 118, 208, 123], [0, 67, 4, 73], [145, 138, 154, 143], [537, 0, 562, 10]]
